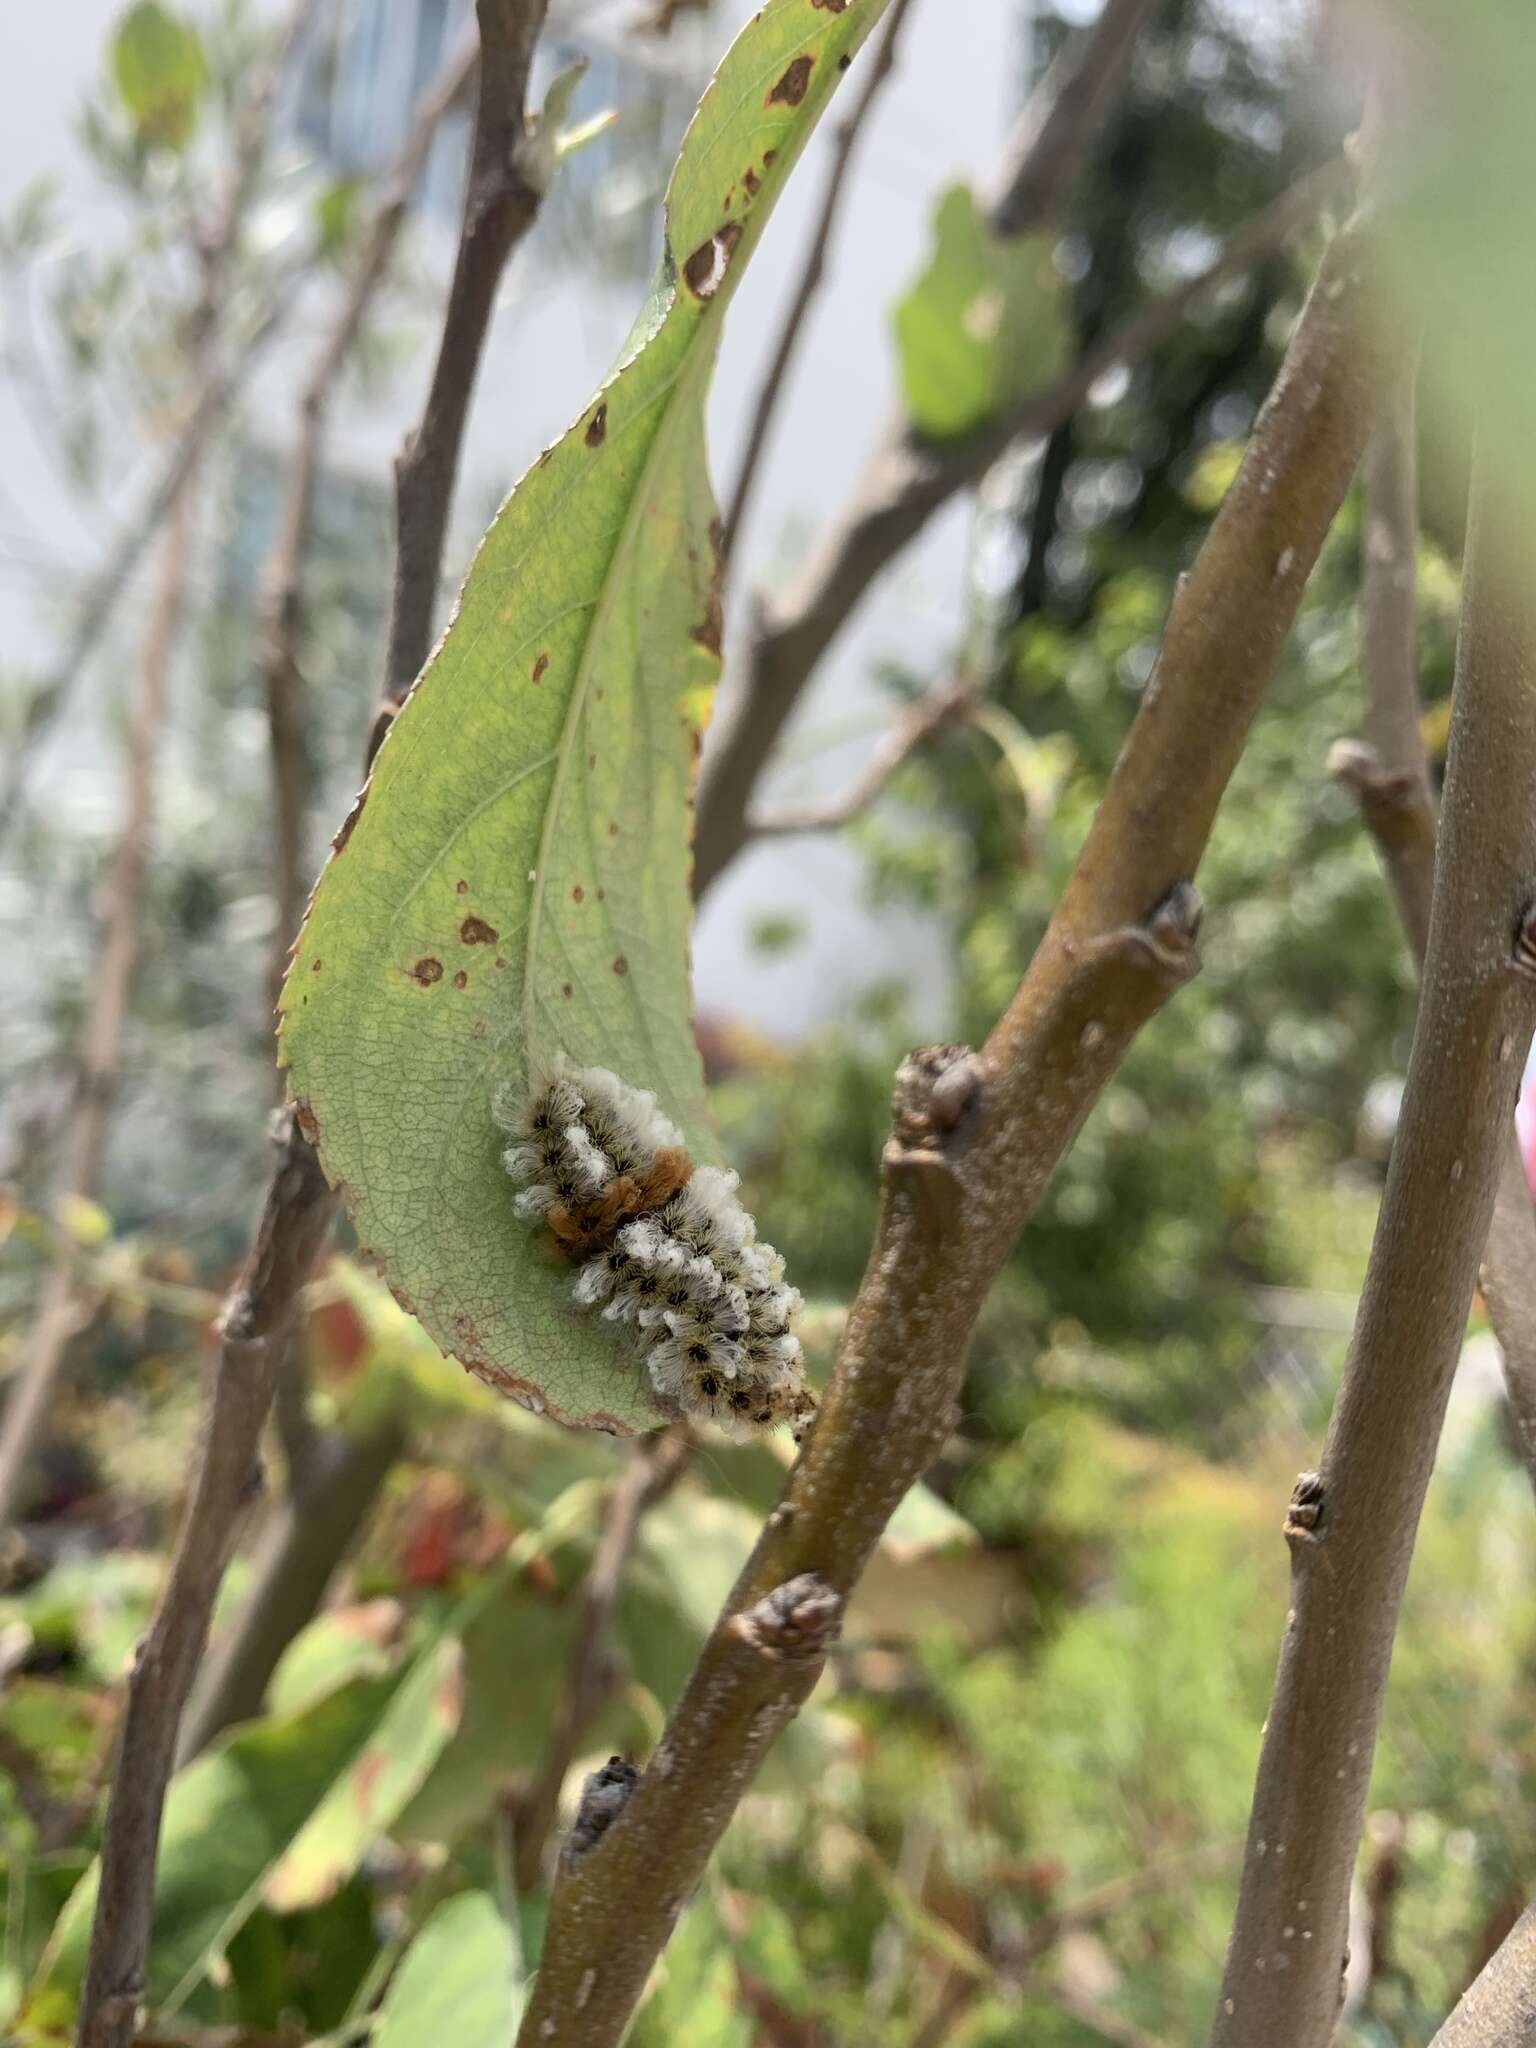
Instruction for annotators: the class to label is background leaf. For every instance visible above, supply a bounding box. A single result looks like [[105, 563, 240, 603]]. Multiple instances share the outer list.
[[109, 0, 207, 150], [280, 0, 887, 1433], [23, 1675, 398, 2036], [372, 1891, 523, 2048], [892, 183, 1071, 440]]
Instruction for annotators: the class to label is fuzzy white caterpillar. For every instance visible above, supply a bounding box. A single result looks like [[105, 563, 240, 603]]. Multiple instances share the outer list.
[[493, 1058, 813, 1436]]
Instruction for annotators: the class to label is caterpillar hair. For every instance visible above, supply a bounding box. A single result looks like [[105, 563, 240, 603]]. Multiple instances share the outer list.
[[494, 1058, 813, 1437]]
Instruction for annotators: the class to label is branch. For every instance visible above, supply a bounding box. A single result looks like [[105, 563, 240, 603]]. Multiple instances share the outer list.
[[377, 0, 552, 721], [73, 6, 555, 2039], [511, 1427, 691, 1893], [748, 673, 972, 837], [75, 1109, 333, 2048], [1209, 455, 1536, 2048], [1429, 1900, 1536, 2047], [692, 158, 1346, 896], [0, 0, 308, 847], [262, 23, 479, 1018], [986, 0, 1157, 237], [514, 219, 1376, 2048], [174, 1403, 409, 1764], [1329, 361, 1536, 1498], [0, 476, 200, 1533], [719, 0, 920, 562]]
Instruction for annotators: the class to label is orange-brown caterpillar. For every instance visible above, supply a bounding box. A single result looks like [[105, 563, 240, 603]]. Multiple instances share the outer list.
[[494, 1058, 812, 1436]]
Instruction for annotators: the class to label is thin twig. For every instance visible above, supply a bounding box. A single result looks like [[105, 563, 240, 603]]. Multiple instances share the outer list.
[[73, 6, 555, 2038], [191, 19, 486, 1758], [1330, 359, 1536, 1498], [75, 1112, 333, 2048], [986, 0, 1157, 237], [719, 0, 920, 562], [515, 218, 1376, 2048], [262, 21, 479, 1020], [692, 157, 1346, 898], [377, 0, 553, 727], [511, 1427, 692, 1893], [0, 477, 200, 1533], [174, 1402, 409, 1765], [0, 0, 309, 847], [1429, 1899, 1536, 2047], [749, 674, 972, 836], [1209, 452, 1536, 2047]]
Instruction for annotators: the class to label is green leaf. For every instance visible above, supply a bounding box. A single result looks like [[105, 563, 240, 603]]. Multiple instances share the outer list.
[[266, 1600, 403, 1721], [280, 0, 887, 1433], [109, 0, 208, 151], [1381, 0, 1536, 529], [23, 1675, 397, 2036], [892, 183, 1071, 440], [372, 1892, 523, 2048], [263, 1636, 464, 1911], [314, 175, 362, 261], [632, 1893, 752, 2048]]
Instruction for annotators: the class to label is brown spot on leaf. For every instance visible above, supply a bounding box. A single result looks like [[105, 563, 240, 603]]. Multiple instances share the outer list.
[[563, 983, 574, 999], [608, 822, 619, 838], [409, 957, 444, 986], [595, 686, 605, 701], [494, 956, 506, 968], [682, 220, 743, 300], [810, 0, 850, 10], [572, 884, 585, 904], [294, 1100, 320, 1144], [532, 652, 549, 683], [693, 515, 725, 658], [588, 751, 597, 770], [455, 879, 469, 894], [764, 148, 778, 164], [460, 914, 499, 945], [767, 54, 813, 104], [585, 403, 608, 447], [331, 787, 367, 855], [596, 887, 605, 901], [311, 957, 323, 973], [612, 956, 628, 976], [452, 970, 468, 990], [472, 1018, 487, 1036], [743, 166, 760, 196], [838, 51, 852, 68]]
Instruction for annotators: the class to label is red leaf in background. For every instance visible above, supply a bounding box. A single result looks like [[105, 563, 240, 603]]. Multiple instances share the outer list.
[[309, 1290, 370, 1377]]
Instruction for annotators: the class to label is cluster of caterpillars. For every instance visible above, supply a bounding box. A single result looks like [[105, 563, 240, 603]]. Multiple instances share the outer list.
[[495, 1057, 813, 1435]]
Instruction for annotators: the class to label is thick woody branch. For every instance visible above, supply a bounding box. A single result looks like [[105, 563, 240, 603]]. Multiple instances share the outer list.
[[1430, 1901, 1536, 2047], [1330, 361, 1536, 1497], [692, 161, 1344, 896], [516, 223, 1375, 2048], [1209, 460, 1536, 2048], [378, 0, 551, 722], [263, 25, 479, 1017]]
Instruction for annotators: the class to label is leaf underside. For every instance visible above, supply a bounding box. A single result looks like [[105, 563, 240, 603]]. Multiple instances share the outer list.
[[280, 0, 885, 1433]]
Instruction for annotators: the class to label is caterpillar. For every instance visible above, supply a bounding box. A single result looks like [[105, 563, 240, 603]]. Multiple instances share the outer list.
[[493, 1058, 814, 1437]]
